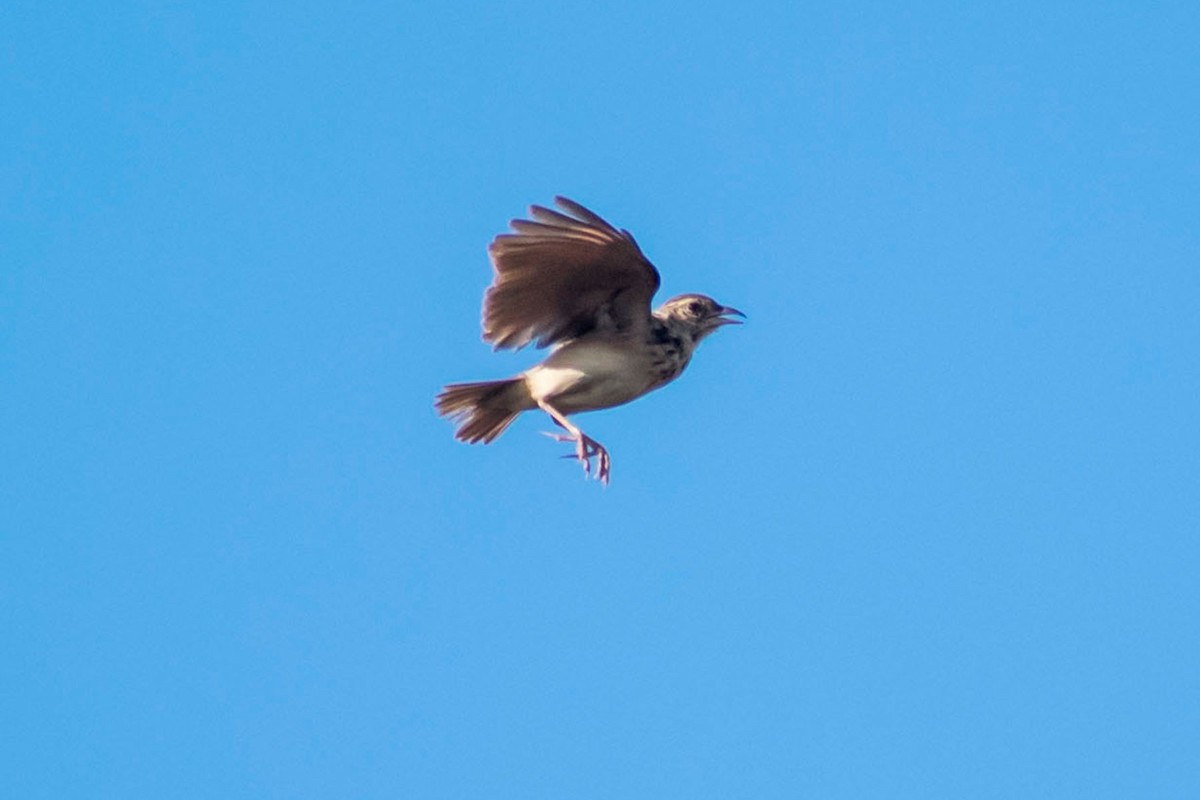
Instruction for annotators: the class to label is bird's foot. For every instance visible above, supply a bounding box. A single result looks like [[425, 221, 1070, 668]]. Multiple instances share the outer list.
[[540, 431, 611, 485], [586, 436, 611, 486]]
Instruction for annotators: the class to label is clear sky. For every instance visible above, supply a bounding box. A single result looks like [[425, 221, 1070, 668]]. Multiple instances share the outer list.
[[3, 1, 1198, 797]]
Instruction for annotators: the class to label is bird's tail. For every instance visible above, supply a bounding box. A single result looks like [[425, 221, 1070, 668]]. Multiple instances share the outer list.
[[435, 377, 531, 444]]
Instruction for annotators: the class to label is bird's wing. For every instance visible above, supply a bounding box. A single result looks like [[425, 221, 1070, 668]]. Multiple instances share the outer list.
[[482, 196, 661, 350]]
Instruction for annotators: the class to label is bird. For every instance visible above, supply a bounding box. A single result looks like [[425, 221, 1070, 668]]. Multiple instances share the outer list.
[[435, 196, 744, 485]]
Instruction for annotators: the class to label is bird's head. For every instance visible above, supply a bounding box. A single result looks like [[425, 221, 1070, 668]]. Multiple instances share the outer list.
[[655, 293, 745, 342]]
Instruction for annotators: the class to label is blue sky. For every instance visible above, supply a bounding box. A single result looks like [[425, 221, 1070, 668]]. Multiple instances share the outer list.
[[3, 1, 1198, 797]]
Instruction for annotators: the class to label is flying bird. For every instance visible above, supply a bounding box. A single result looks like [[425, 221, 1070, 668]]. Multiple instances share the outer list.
[[435, 196, 743, 485]]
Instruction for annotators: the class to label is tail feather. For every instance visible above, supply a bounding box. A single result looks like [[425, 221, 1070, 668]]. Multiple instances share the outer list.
[[435, 377, 530, 444]]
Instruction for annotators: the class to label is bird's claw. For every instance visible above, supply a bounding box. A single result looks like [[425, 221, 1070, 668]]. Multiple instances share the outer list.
[[594, 447, 611, 485], [578, 434, 610, 485], [543, 431, 610, 485]]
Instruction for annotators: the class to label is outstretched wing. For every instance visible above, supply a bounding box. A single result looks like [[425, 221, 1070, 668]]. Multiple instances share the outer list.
[[482, 196, 661, 350]]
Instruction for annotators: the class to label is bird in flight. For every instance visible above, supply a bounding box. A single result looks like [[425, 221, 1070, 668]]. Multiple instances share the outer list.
[[435, 196, 743, 485]]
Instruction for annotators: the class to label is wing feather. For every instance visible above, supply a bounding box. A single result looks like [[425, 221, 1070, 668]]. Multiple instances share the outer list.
[[482, 197, 661, 350]]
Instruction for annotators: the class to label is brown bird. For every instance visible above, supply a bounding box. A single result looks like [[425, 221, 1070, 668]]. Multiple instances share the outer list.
[[435, 196, 743, 485]]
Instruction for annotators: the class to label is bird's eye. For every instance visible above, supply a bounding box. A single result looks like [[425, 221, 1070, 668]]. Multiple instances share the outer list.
[[687, 301, 703, 314]]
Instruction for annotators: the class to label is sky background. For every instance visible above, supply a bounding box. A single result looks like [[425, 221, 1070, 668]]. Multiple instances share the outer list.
[[3, 1, 1198, 797]]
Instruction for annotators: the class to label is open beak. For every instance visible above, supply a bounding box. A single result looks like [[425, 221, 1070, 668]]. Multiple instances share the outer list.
[[716, 305, 746, 326]]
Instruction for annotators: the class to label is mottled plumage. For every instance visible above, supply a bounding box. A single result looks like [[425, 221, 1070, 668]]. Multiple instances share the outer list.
[[436, 197, 743, 485]]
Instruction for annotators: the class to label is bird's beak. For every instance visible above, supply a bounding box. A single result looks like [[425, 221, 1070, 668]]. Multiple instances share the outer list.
[[716, 306, 746, 326]]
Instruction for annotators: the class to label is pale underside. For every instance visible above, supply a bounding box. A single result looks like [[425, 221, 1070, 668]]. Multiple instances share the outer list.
[[522, 336, 678, 414]]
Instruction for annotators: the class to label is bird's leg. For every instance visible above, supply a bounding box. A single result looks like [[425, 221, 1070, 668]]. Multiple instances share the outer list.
[[536, 400, 611, 485]]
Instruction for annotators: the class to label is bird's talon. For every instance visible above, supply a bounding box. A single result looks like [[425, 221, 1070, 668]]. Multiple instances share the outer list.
[[597, 451, 611, 485], [547, 431, 601, 479]]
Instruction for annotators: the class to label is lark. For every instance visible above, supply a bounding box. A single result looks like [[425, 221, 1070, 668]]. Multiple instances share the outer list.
[[435, 197, 743, 485]]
